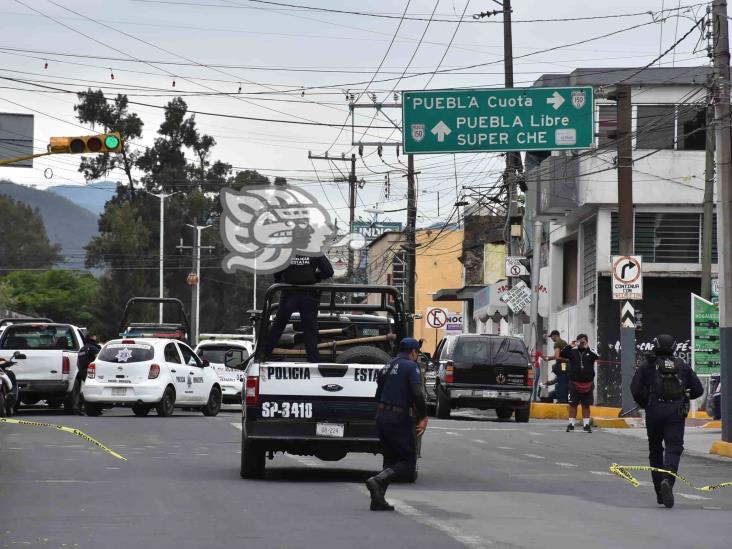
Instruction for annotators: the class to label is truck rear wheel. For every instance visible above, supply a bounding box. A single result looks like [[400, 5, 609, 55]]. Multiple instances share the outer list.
[[514, 405, 531, 423], [240, 436, 266, 479], [496, 407, 513, 420], [436, 387, 451, 419]]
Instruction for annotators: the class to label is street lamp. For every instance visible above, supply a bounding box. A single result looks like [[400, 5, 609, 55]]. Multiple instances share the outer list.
[[144, 190, 181, 323]]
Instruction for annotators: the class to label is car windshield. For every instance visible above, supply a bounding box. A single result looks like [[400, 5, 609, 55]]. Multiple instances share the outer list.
[[452, 337, 529, 366], [98, 343, 155, 363], [1, 325, 76, 350], [197, 346, 231, 363]]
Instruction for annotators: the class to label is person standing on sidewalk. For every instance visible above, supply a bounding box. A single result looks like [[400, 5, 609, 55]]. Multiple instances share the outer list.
[[540, 330, 569, 403], [560, 334, 598, 433], [630, 334, 703, 508]]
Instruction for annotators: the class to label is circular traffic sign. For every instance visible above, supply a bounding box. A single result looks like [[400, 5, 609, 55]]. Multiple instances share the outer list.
[[426, 307, 448, 329], [510, 265, 521, 276], [612, 256, 641, 283]]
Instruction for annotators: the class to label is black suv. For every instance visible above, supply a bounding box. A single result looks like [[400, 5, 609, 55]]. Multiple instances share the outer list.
[[428, 334, 533, 422]]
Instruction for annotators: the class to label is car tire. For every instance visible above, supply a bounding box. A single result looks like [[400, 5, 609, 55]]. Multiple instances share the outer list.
[[240, 436, 266, 479], [514, 405, 531, 423], [496, 407, 513, 420], [156, 386, 176, 417], [202, 386, 222, 417], [0, 393, 5, 418], [336, 345, 392, 364], [132, 404, 151, 417], [436, 386, 451, 419], [426, 403, 436, 417], [84, 402, 103, 417]]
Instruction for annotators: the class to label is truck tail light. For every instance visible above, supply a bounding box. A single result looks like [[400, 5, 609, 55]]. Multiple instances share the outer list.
[[62, 356, 70, 375], [445, 361, 455, 384], [121, 339, 136, 344], [527, 367, 535, 387], [245, 376, 259, 406], [148, 364, 161, 379], [87, 362, 96, 379]]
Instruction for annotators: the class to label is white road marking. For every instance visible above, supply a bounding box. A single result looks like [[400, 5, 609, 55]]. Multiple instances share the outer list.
[[677, 493, 710, 501], [445, 431, 461, 436], [231, 422, 242, 431], [591, 471, 614, 476], [555, 462, 578, 468], [430, 426, 518, 432], [523, 453, 545, 460], [497, 446, 515, 451], [473, 439, 487, 444], [35, 480, 91, 483]]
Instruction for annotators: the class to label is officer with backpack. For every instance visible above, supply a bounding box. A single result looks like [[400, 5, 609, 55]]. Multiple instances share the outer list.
[[261, 254, 334, 362], [631, 334, 703, 508]]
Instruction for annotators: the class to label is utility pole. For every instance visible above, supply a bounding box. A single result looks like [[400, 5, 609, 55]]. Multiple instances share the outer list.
[[712, 0, 732, 443], [701, 92, 716, 301], [179, 225, 214, 344], [615, 84, 636, 414], [406, 153, 417, 335], [501, 0, 524, 336], [308, 151, 358, 281], [528, 220, 544, 386], [145, 190, 178, 323]]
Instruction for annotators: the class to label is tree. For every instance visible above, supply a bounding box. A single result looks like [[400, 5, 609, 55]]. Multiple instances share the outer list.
[[75, 89, 143, 190], [2, 270, 99, 327], [0, 195, 62, 273]]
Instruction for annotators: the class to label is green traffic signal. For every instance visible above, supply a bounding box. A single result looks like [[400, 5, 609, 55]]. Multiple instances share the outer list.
[[104, 134, 121, 150]]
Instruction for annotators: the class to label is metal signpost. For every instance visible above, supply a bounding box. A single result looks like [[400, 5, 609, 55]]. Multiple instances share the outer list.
[[402, 87, 594, 154]]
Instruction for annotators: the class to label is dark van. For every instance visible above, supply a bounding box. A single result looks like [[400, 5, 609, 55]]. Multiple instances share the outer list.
[[429, 334, 533, 422]]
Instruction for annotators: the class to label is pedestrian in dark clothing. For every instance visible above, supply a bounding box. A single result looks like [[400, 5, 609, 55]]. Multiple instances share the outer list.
[[261, 254, 334, 362], [366, 337, 428, 511], [630, 334, 703, 508], [73, 334, 101, 415], [560, 334, 598, 432]]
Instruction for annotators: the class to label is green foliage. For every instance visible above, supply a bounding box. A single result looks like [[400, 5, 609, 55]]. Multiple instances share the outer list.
[[74, 91, 282, 336], [2, 270, 99, 327], [0, 194, 62, 272]]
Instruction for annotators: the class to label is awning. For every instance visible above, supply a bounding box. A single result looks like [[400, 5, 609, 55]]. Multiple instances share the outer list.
[[432, 285, 485, 302], [472, 280, 509, 322]]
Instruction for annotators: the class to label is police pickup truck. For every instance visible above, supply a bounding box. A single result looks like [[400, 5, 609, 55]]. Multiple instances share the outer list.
[[0, 321, 85, 412], [240, 283, 406, 479]]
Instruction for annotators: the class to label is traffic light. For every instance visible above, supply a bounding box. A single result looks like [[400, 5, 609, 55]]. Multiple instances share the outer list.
[[48, 132, 123, 155]]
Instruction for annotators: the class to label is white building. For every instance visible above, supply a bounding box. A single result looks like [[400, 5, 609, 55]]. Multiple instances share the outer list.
[[526, 67, 716, 405]]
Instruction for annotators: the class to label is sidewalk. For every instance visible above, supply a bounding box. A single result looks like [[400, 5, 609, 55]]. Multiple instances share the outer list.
[[603, 425, 732, 461]]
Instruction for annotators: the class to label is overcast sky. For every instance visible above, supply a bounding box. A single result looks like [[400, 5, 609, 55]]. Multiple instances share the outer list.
[[0, 0, 710, 228]]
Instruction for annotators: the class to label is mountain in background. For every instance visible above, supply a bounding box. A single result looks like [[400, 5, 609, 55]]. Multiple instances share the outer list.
[[48, 180, 117, 216], [0, 180, 99, 270]]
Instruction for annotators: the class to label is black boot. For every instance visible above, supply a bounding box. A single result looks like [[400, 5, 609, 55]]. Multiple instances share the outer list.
[[660, 479, 674, 508], [366, 468, 396, 511]]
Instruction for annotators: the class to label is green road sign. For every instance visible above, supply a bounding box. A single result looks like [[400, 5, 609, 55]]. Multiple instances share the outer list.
[[402, 87, 594, 154], [691, 293, 720, 375]]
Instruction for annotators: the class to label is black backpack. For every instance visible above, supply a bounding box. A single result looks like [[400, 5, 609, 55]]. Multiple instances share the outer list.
[[653, 357, 686, 401], [280, 256, 318, 285]]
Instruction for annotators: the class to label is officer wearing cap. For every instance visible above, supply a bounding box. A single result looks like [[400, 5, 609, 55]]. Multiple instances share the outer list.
[[366, 337, 428, 511]]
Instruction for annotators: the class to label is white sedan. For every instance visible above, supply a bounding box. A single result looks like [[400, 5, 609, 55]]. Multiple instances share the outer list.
[[83, 337, 222, 417]]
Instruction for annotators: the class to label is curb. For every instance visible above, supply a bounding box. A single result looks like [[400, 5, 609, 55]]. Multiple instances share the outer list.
[[592, 417, 646, 429], [710, 440, 732, 458], [530, 402, 621, 420], [703, 420, 722, 429]]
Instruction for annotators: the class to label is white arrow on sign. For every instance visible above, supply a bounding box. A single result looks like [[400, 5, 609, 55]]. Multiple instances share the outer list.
[[546, 91, 565, 110], [431, 121, 452, 142]]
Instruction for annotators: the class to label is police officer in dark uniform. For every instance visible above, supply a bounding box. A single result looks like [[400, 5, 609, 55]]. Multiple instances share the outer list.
[[261, 254, 334, 363], [366, 337, 428, 511], [73, 334, 101, 415], [631, 334, 703, 508]]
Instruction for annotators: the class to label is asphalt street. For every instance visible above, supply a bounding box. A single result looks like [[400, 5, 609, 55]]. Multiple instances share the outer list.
[[1, 406, 731, 549]]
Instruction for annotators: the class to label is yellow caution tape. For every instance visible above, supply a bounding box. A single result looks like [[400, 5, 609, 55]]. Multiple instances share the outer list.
[[610, 463, 732, 492], [0, 417, 127, 461]]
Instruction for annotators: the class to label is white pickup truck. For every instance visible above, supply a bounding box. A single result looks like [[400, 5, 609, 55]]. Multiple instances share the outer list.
[[240, 283, 408, 479], [0, 322, 84, 412]]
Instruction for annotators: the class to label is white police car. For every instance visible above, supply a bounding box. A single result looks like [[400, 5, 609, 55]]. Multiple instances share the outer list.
[[195, 334, 253, 405], [83, 338, 222, 417]]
